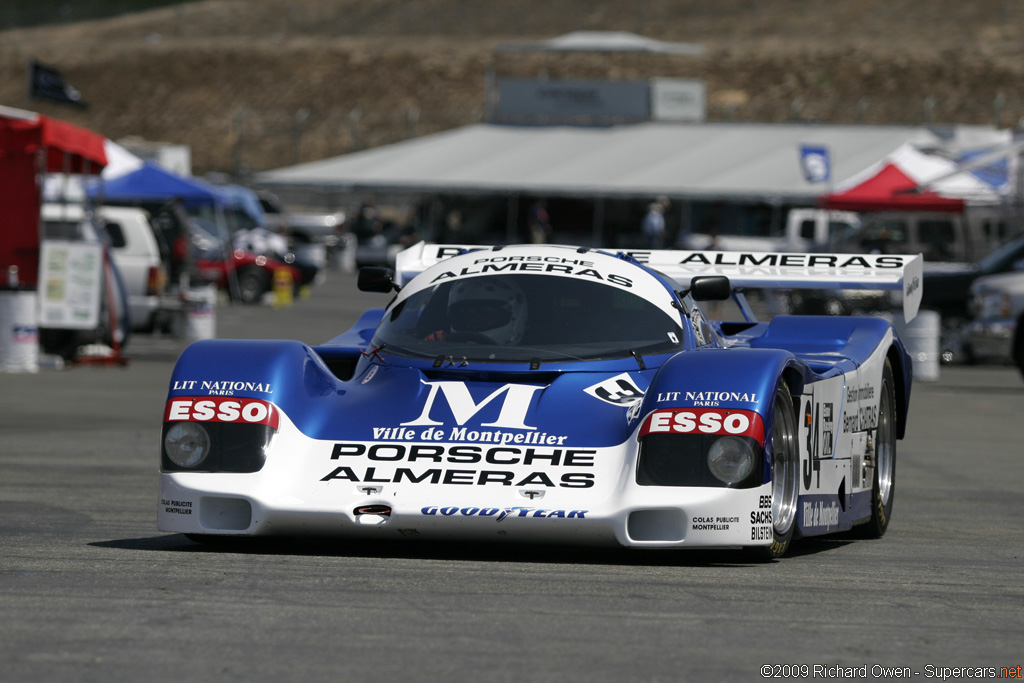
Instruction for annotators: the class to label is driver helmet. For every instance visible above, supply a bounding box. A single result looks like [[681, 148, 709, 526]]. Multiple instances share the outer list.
[[447, 277, 527, 345]]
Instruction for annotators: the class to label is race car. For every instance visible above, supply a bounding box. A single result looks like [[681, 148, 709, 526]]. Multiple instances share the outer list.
[[159, 242, 922, 560]]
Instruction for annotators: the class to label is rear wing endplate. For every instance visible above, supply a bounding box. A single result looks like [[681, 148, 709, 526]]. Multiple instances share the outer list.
[[394, 243, 924, 322]]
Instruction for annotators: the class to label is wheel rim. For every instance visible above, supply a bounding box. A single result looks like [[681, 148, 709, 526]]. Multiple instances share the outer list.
[[876, 383, 895, 505], [771, 392, 799, 535]]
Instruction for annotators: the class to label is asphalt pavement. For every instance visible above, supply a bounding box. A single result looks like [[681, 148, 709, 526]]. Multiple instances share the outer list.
[[1, 268, 1022, 683]]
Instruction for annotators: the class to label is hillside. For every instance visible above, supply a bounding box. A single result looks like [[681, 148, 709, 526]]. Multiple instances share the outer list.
[[2, 0, 1024, 178]]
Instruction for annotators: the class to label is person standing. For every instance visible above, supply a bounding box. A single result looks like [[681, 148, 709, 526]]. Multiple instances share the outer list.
[[528, 200, 552, 243], [642, 197, 669, 249]]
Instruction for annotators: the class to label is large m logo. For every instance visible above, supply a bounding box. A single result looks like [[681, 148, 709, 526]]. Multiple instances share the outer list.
[[401, 381, 543, 430]]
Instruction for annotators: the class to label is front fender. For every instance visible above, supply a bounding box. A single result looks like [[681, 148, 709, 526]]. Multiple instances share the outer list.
[[168, 339, 342, 407], [641, 347, 805, 419]]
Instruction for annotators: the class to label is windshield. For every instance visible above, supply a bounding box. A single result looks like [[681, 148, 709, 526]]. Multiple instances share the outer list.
[[978, 235, 1024, 272], [372, 274, 685, 364]]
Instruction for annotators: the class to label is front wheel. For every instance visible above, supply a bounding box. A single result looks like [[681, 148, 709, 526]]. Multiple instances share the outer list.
[[746, 380, 800, 561]]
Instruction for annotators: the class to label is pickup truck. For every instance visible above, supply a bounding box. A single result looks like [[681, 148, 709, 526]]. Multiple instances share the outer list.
[[920, 234, 1024, 328], [963, 270, 1024, 378], [683, 208, 860, 252]]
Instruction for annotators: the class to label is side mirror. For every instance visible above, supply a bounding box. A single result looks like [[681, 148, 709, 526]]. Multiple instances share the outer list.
[[688, 275, 731, 301], [358, 267, 400, 293]]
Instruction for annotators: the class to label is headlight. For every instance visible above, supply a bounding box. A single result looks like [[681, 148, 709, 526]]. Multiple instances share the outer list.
[[707, 436, 755, 484], [164, 422, 212, 468]]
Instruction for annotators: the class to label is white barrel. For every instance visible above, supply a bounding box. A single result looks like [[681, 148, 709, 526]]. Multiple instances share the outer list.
[[177, 285, 217, 340], [0, 290, 40, 373]]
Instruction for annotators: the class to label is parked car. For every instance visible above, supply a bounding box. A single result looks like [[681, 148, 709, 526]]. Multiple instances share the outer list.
[[258, 189, 345, 267], [191, 187, 320, 292], [921, 233, 1024, 324], [962, 271, 1024, 378], [189, 218, 302, 304]]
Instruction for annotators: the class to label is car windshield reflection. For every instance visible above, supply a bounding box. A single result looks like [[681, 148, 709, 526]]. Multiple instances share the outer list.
[[372, 274, 684, 363]]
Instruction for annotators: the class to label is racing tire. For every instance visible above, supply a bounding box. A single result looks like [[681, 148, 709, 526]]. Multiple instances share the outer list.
[[235, 266, 271, 305], [856, 358, 897, 538], [746, 380, 800, 561]]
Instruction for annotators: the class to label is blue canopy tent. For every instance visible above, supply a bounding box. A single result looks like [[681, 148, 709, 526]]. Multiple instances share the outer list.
[[89, 164, 267, 233], [87, 163, 243, 299], [88, 161, 221, 207], [214, 183, 266, 228]]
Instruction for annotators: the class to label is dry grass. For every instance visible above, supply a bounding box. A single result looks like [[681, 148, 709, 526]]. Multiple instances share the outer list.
[[3, 0, 1024, 176]]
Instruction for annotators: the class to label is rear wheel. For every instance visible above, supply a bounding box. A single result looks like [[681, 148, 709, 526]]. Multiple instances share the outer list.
[[747, 380, 800, 561], [858, 359, 897, 538]]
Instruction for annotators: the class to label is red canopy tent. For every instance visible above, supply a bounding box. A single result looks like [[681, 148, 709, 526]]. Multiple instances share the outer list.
[[821, 162, 965, 213], [0, 108, 107, 288], [820, 143, 1000, 214]]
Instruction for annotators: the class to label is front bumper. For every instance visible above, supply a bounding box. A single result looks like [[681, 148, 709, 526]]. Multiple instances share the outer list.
[[159, 472, 772, 550]]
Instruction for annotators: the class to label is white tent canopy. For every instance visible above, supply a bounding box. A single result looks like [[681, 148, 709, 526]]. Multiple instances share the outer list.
[[496, 31, 705, 55], [43, 139, 144, 203], [255, 122, 1010, 203]]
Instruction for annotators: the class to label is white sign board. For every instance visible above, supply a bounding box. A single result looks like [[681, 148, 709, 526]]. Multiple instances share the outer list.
[[38, 240, 103, 330], [650, 78, 706, 122], [497, 78, 650, 119]]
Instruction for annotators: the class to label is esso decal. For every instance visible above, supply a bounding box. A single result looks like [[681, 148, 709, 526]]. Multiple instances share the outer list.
[[164, 397, 279, 429], [639, 408, 764, 443]]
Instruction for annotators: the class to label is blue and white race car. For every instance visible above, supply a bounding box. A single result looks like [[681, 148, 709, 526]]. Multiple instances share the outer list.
[[159, 242, 922, 560]]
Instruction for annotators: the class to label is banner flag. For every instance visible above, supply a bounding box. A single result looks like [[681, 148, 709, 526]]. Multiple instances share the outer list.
[[28, 59, 88, 109]]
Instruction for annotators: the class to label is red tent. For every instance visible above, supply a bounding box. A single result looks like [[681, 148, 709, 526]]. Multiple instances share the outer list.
[[821, 162, 965, 213], [820, 143, 1000, 214], [0, 109, 107, 288]]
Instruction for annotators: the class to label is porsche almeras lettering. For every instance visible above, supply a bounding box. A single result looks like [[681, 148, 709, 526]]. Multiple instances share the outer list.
[[158, 242, 920, 560]]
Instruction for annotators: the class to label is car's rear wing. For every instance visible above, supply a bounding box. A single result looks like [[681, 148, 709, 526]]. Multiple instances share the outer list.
[[636, 248, 923, 322], [394, 243, 924, 322]]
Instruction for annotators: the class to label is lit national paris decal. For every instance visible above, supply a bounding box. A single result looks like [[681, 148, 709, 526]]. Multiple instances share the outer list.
[[164, 397, 280, 429], [639, 408, 765, 443]]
